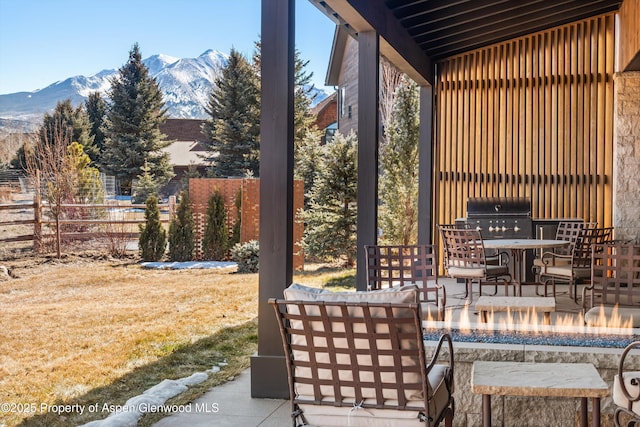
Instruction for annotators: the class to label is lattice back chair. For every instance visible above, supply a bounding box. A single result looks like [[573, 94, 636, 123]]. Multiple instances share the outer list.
[[365, 244, 445, 320], [270, 298, 455, 427], [582, 242, 640, 328], [439, 227, 512, 302], [532, 221, 593, 281], [613, 341, 640, 427], [539, 226, 613, 301]]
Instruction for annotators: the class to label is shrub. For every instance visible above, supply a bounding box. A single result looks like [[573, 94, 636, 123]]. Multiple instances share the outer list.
[[202, 190, 228, 260], [168, 192, 195, 261], [138, 195, 166, 261], [231, 240, 259, 273]]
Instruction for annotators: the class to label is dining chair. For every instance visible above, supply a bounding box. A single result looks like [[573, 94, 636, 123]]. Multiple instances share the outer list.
[[532, 221, 595, 282], [364, 244, 446, 321], [438, 226, 512, 302], [538, 226, 613, 301]]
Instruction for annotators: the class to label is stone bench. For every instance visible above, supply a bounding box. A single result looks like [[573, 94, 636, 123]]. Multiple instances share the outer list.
[[475, 296, 556, 325]]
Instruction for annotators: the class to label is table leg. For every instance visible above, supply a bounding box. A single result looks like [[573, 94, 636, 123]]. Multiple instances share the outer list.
[[592, 397, 601, 427], [581, 397, 588, 427], [482, 394, 492, 427]]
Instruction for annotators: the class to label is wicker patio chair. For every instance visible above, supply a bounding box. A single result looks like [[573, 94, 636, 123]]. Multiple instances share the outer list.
[[613, 341, 640, 427], [270, 295, 454, 427], [439, 226, 512, 302], [365, 244, 446, 321], [539, 226, 613, 301]]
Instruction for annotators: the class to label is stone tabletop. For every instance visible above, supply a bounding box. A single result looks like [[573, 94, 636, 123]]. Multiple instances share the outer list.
[[471, 361, 610, 398], [475, 296, 556, 312], [483, 239, 570, 250]]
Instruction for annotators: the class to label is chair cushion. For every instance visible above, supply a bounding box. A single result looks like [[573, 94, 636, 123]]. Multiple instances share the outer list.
[[447, 266, 485, 278], [584, 306, 640, 328], [533, 258, 571, 267], [613, 371, 640, 416], [297, 364, 451, 427], [284, 282, 419, 304]]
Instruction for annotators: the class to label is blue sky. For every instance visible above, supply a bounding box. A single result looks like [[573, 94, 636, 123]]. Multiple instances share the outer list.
[[0, 0, 336, 94]]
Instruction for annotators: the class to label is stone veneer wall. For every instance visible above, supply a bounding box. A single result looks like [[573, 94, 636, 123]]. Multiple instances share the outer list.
[[425, 341, 639, 427], [614, 72, 640, 243]]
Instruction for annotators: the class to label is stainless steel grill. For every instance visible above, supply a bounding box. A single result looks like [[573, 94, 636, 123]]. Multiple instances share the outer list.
[[464, 197, 533, 239]]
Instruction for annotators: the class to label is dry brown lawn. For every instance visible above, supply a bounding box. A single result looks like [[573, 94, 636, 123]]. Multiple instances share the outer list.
[[0, 253, 354, 427]]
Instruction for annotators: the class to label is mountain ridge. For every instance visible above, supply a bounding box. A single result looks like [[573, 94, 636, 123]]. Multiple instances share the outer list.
[[0, 50, 329, 132]]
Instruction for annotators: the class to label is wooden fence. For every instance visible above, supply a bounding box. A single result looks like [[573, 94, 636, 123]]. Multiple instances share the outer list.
[[0, 198, 175, 250]]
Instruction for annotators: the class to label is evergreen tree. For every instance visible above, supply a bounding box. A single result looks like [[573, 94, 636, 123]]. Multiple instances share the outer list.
[[379, 78, 420, 245], [168, 192, 195, 261], [178, 163, 201, 195], [202, 48, 260, 177], [132, 161, 160, 204], [299, 131, 358, 266], [85, 92, 107, 165], [230, 189, 242, 247], [39, 99, 97, 165], [295, 127, 323, 210], [202, 191, 229, 260], [102, 43, 173, 194], [138, 195, 167, 261]]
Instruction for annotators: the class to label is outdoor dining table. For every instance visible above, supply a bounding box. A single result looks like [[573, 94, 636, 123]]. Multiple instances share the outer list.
[[482, 239, 569, 296]]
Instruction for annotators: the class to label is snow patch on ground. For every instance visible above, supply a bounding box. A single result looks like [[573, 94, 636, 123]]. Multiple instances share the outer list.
[[140, 261, 237, 270], [80, 362, 227, 427]]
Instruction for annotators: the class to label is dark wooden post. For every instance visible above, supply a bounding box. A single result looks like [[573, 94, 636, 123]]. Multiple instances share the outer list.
[[417, 85, 434, 245], [33, 170, 42, 252], [251, 0, 294, 399], [356, 31, 380, 291]]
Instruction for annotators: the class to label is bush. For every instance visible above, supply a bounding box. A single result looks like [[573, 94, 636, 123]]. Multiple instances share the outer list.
[[168, 192, 195, 261], [231, 240, 259, 273], [138, 195, 166, 261], [202, 191, 228, 260]]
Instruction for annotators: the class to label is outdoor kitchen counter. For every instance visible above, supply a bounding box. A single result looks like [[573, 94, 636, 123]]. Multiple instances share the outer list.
[[471, 361, 610, 427]]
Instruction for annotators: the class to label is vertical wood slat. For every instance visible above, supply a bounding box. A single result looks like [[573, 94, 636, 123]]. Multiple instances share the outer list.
[[434, 13, 614, 232]]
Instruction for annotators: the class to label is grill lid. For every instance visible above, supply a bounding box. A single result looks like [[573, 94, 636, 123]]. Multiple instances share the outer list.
[[467, 197, 531, 217]]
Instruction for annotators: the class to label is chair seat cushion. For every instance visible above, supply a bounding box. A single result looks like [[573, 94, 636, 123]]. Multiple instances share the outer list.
[[613, 371, 640, 416], [533, 258, 571, 267], [297, 364, 451, 427], [584, 306, 640, 328], [540, 265, 590, 279]]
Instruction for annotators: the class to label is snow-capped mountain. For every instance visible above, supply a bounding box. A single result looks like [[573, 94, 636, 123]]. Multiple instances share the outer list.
[[0, 50, 227, 123], [0, 49, 330, 131]]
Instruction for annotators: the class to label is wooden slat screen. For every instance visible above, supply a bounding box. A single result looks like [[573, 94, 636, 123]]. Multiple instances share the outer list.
[[434, 13, 615, 231]]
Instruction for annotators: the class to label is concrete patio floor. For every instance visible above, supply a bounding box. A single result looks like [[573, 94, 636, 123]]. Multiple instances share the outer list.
[[154, 277, 588, 427]]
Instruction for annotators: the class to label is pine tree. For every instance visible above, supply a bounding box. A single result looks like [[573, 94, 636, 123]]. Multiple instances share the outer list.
[[139, 195, 167, 261], [39, 99, 97, 165], [132, 161, 159, 204], [299, 131, 358, 266], [202, 191, 229, 260], [168, 192, 195, 261], [379, 78, 420, 245], [202, 48, 260, 177], [102, 43, 173, 194], [85, 92, 107, 165]]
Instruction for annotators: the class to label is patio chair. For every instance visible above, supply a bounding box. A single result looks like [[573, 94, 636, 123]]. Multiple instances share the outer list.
[[439, 226, 512, 302], [582, 242, 640, 328], [539, 226, 613, 301], [365, 244, 446, 321], [532, 221, 594, 281], [270, 284, 454, 427], [613, 341, 640, 427]]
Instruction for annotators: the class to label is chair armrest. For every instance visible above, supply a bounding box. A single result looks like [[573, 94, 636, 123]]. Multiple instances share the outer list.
[[581, 281, 596, 314], [541, 252, 571, 266], [426, 333, 454, 379], [618, 341, 640, 403]]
